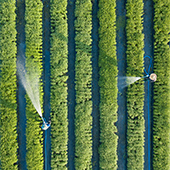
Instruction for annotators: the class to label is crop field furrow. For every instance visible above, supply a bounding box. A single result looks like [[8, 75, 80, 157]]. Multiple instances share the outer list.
[[16, 0, 27, 169], [143, 0, 154, 169], [25, 0, 44, 169], [67, 0, 76, 169], [0, 0, 18, 169], [67, 0, 75, 170], [153, 0, 170, 169], [42, 0, 51, 169], [74, 0, 93, 169], [50, 0, 68, 169], [91, 0, 100, 169], [126, 0, 145, 169], [116, 0, 127, 169], [98, 0, 118, 169]]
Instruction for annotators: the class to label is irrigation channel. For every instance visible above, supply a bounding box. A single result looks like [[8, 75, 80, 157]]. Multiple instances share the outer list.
[[15, 0, 154, 169]]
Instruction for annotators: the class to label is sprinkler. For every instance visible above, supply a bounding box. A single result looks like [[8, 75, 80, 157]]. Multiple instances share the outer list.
[[142, 74, 149, 79], [41, 117, 51, 130]]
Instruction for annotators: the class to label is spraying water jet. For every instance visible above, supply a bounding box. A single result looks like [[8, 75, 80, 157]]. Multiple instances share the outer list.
[[17, 52, 50, 131], [118, 76, 142, 90], [118, 56, 157, 90]]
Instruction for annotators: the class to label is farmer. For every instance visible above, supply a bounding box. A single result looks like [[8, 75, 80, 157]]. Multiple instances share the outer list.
[[41, 116, 51, 130], [149, 73, 157, 82], [144, 73, 157, 82]]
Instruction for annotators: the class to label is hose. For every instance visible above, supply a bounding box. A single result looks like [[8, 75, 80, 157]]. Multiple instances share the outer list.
[[144, 55, 152, 170], [45, 130, 47, 170], [144, 55, 152, 76]]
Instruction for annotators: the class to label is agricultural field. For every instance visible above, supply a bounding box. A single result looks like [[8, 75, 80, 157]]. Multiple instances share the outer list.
[[0, 0, 169, 169]]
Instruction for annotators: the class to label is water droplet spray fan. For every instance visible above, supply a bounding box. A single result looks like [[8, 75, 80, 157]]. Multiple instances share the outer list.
[[17, 55, 50, 130]]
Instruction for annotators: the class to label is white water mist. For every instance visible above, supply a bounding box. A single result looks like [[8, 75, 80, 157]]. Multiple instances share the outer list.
[[17, 58, 42, 118], [118, 76, 141, 90]]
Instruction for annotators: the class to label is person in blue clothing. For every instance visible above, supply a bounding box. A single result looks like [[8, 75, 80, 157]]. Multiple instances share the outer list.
[[41, 116, 51, 130]]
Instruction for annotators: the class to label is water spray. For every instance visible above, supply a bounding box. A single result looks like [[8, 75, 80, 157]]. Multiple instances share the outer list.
[[17, 52, 51, 131]]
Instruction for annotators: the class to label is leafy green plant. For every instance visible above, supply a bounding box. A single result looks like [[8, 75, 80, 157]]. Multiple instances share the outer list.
[[50, 0, 68, 169], [98, 0, 118, 169], [74, 0, 93, 169], [126, 0, 145, 169], [25, 0, 43, 169], [0, 0, 18, 169], [153, 0, 170, 169]]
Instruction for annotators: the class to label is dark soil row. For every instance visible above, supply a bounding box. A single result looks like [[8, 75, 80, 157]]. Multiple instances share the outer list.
[[42, 0, 51, 169], [16, 0, 27, 169], [143, 0, 154, 170], [67, 0, 76, 169], [116, 0, 127, 169], [91, 0, 100, 169]]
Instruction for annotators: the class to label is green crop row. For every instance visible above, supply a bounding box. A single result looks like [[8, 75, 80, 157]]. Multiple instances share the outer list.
[[74, 0, 92, 169], [153, 0, 170, 169], [25, 0, 43, 169], [98, 0, 118, 169], [50, 0, 68, 169], [126, 0, 145, 169], [0, 0, 18, 169]]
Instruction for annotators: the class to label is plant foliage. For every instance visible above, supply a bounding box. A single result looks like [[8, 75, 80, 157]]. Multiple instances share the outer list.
[[25, 0, 43, 169], [126, 0, 145, 169], [153, 0, 170, 169], [98, 0, 118, 169], [50, 0, 68, 169], [74, 0, 93, 169], [0, 0, 18, 169]]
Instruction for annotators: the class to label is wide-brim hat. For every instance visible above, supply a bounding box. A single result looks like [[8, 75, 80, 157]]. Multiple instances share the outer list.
[[149, 73, 157, 82]]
